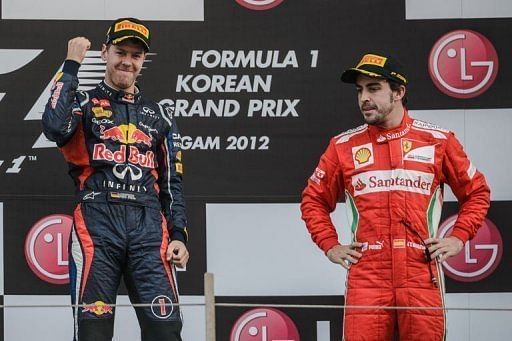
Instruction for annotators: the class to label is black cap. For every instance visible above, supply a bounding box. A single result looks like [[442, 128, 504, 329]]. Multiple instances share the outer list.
[[105, 18, 151, 52], [341, 53, 407, 85]]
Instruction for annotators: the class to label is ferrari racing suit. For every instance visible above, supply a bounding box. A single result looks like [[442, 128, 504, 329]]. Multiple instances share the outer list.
[[301, 110, 490, 341]]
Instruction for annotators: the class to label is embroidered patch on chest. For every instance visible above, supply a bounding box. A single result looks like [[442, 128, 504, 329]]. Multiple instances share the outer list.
[[352, 143, 374, 169], [402, 139, 436, 164]]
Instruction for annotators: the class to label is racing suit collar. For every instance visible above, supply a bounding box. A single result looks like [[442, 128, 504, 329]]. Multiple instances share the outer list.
[[369, 109, 413, 143], [98, 81, 143, 104]]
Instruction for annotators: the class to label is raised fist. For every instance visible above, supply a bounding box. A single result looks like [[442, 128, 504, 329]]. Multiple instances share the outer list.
[[66, 37, 91, 64]]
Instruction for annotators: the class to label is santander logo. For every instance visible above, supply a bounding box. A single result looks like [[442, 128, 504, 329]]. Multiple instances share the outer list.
[[428, 30, 498, 99], [352, 169, 434, 196]]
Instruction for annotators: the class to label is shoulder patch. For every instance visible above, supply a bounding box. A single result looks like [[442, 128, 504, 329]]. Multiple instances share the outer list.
[[412, 120, 449, 133], [77, 90, 90, 107], [335, 124, 368, 144], [158, 103, 173, 128], [412, 120, 449, 139]]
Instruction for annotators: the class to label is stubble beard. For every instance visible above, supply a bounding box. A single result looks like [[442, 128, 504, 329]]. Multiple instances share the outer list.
[[361, 94, 394, 126]]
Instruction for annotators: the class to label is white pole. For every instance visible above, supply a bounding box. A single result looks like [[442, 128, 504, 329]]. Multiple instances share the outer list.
[[205, 272, 216, 341]]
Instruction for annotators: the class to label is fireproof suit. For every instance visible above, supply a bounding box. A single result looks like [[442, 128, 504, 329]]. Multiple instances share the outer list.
[[42, 60, 187, 340], [301, 111, 490, 341]]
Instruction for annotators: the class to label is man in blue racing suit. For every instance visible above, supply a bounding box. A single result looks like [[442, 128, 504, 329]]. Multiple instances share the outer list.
[[42, 17, 188, 341]]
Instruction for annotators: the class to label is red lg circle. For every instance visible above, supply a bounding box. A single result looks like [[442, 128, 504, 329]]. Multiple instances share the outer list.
[[24, 214, 73, 285], [230, 308, 300, 341], [438, 215, 503, 282], [428, 29, 499, 99], [235, 0, 285, 11]]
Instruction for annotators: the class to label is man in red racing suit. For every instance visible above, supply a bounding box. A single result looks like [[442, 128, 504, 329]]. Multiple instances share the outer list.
[[301, 53, 490, 340]]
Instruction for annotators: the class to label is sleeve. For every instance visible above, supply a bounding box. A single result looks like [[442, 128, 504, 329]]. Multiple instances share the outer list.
[[300, 139, 344, 253], [157, 104, 188, 244], [442, 133, 491, 243], [42, 60, 85, 147]]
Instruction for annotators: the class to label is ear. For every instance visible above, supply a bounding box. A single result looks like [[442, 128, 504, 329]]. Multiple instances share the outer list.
[[101, 44, 108, 61], [394, 85, 406, 101]]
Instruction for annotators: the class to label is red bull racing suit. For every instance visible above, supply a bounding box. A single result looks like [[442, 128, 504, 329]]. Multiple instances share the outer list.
[[42, 60, 187, 340], [301, 111, 490, 340]]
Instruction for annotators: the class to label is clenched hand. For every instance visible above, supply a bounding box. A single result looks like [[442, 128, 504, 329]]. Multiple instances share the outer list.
[[66, 37, 91, 64], [167, 240, 189, 269]]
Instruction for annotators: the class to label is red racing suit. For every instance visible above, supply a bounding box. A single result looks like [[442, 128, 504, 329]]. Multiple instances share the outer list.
[[301, 110, 490, 341]]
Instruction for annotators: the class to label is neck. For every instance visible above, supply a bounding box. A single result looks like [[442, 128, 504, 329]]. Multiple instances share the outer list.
[[378, 104, 405, 129]]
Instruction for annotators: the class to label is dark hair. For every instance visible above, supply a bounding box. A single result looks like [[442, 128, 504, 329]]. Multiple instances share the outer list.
[[388, 79, 408, 106]]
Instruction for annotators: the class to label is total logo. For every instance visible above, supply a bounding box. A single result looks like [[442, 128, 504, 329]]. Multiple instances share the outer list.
[[24, 214, 72, 284], [438, 215, 503, 282], [235, 0, 285, 11], [428, 30, 499, 99], [230, 308, 300, 341]]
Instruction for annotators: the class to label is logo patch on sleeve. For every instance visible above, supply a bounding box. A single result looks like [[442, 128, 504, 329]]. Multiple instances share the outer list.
[[310, 167, 326, 185]]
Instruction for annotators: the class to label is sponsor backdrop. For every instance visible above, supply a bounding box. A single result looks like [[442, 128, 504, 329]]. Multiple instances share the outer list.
[[0, 0, 511, 340]]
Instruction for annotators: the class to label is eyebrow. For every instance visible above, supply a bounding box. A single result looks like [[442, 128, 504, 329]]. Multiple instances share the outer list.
[[355, 82, 382, 88]]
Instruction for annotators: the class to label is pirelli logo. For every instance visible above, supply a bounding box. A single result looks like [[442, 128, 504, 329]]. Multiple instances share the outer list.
[[115, 20, 149, 39], [357, 54, 387, 68]]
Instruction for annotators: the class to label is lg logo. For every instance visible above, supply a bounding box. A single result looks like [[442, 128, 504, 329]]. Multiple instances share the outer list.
[[438, 215, 503, 282], [24, 214, 72, 284], [428, 30, 498, 99], [236, 0, 285, 11], [231, 308, 300, 341]]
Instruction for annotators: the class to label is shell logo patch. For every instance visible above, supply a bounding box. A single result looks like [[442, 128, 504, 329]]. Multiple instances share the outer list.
[[352, 143, 374, 169]]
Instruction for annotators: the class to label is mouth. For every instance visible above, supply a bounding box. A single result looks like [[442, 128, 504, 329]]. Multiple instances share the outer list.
[[115, 68, 133, 74], [362, 106, 377, 114]]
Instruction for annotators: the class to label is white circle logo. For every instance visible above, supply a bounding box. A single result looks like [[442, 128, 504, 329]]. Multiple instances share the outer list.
[[438, 215, 503, 282], [24, 215, 72, 284], [428, 29, 499, 99], [235, 0, 285, 11], [151, 295, 174, 319]]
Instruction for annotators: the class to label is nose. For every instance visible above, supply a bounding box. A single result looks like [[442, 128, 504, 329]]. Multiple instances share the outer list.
[[121, 56, 132, 66], [359, 88, 370, 103]]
